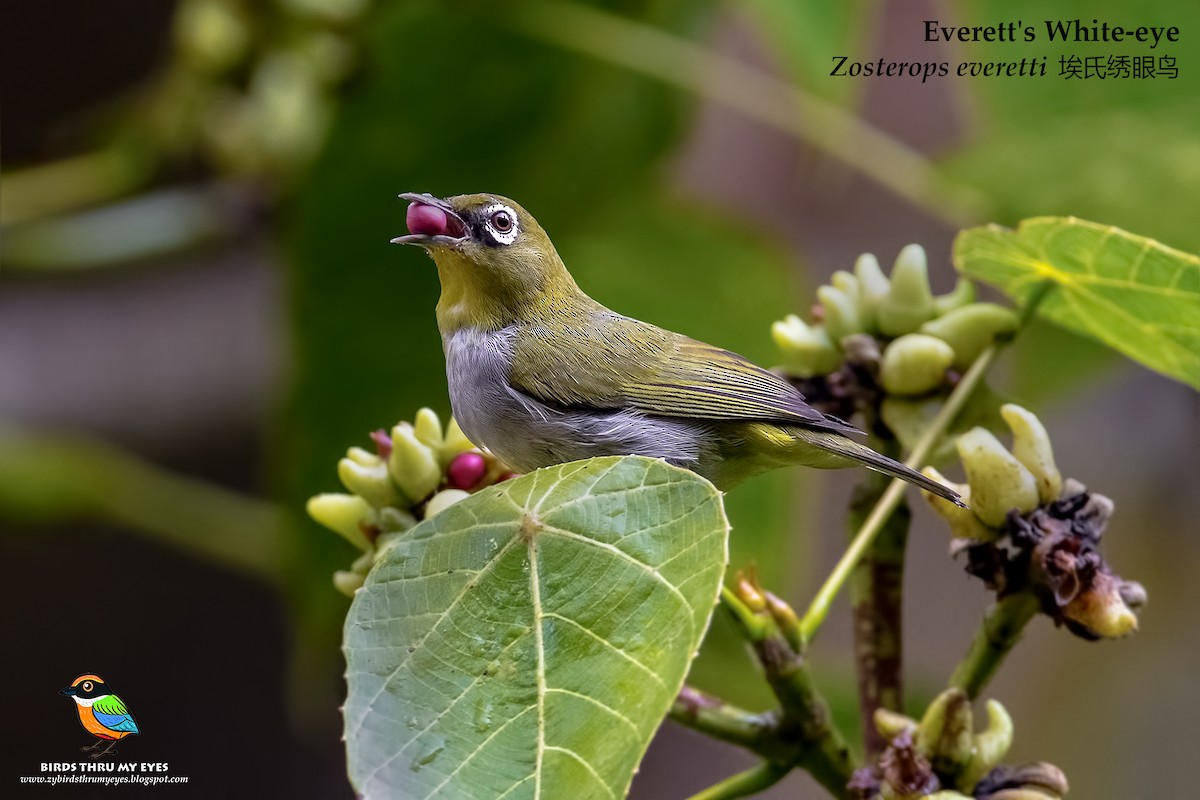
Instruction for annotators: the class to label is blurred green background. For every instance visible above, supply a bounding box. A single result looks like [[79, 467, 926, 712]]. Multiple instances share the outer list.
[[2, 1, 1196, 797]]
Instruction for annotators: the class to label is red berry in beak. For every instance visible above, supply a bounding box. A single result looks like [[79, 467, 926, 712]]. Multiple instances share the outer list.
[[406, 202, 449, 237]]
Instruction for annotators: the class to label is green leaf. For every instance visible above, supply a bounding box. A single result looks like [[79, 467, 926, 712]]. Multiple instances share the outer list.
[[954, 218, 1200, 389], [344, 456, 729, 799]]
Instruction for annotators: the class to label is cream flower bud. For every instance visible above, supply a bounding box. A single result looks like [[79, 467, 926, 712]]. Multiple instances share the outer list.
[[333, 570, 365, 596], [879, 244, 935, 336], [337, 453, 401, 509], [1000, 405, 1063, 504], [306, 492, 373, 550], [880, 334, 955, 395], [344, 446, 378, 466], [1063, 571, 1138, 638], [425, 488, 471, 518], [957, 428, 1040, 527], [933, 277, 976, 315], [771, 315, 841, 377], [817, 285, 864, 341], [960, 700, 1014, 789], [916, 689, 974, 776], [874, 708, 917, 740], [854, 253, 891, 330], [388, 423, 442, 502], [921, 467, 995, 539], [831, 270, 860, 300], [921, 303, 1019, 369], [413, 407, 443, 449], [440, 416, 479, 466]]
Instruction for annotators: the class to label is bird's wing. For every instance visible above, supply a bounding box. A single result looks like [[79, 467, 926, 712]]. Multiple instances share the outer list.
[[509, 311, 857, 432], [93, 694, 139, 734]]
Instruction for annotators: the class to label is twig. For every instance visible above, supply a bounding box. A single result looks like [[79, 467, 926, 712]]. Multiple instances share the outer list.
[[686, 762, 791, 800], [847, 451, 910, 759], [719, 584, 856, 799], [949, 592, 1040, 700], [670, 687, 788, 762]]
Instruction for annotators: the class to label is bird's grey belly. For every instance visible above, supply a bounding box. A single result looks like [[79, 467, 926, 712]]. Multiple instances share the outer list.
[[443, 327, 709, 474]]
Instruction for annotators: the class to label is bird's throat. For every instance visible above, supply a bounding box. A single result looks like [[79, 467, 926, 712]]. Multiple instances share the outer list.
[[431, 249, 588, 334]]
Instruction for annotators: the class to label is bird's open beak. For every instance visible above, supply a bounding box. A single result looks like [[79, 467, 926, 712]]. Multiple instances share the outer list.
[[391, 192, 469, 247], [60, 686, 77, 696]]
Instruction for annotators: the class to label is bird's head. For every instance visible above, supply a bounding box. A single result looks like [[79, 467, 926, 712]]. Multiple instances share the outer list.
[[61, 674, 110, 703], [392, 193, 584, 331]]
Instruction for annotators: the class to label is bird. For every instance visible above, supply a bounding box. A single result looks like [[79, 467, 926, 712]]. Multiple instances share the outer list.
[[392, 192, 962, 505], [60, 674, 139, 758]]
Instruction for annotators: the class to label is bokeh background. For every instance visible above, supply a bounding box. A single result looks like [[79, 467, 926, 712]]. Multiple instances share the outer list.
[[2, 1, 1196, 797]]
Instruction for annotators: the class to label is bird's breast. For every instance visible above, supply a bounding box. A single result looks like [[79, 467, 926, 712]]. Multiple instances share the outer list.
[[442, 326, 708, 473]]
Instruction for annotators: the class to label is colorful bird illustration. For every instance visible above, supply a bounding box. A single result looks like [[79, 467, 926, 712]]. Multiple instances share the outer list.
[[60, 674, 140, 758]]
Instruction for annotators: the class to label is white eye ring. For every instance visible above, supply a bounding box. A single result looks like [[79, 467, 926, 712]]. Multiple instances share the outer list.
[[482, 204, 519, 245]]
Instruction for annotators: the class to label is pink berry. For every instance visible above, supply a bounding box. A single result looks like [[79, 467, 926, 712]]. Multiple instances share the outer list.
[[446, 452, 487, 490], [406, 202, 448, 237]]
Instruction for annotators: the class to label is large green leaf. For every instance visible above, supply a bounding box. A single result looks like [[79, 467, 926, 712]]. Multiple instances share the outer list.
[[954, 218, 1200, 389], [344, 456, 729, 799]]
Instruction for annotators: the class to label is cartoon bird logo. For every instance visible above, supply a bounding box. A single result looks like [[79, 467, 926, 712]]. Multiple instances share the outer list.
[[59, 674, 140, 758]]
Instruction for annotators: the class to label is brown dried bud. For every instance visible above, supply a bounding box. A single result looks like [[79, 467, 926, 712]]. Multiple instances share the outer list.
[[974, 762, 1068, 799], [879, 729, 939, 797], [956, 487, 1143, 641]]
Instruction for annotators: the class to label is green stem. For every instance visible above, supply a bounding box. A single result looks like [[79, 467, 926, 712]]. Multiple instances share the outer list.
[[798, 283, 1055, 644], [510, 1, 988, 226], [949, 592, 1040, 700], [767, 654, 855, 799], [798, 345, 997, 643], [847, 445, 910, 759], [670, 688, 788, 762], [686, 762, 791, 800], [720, 590, 856, 798]]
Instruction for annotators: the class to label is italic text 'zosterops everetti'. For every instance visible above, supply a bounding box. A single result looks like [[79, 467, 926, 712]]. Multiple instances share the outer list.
[[392, 192, 962, 506]]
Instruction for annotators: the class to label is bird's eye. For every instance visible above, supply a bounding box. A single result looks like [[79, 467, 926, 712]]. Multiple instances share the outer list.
[[82, 681, 92, 692], [490, 210, 513, 233]]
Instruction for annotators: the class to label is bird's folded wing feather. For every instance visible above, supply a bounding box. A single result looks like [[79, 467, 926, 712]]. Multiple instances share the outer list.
[[93, 695, 139, 733], [509, 312, 856, 432]]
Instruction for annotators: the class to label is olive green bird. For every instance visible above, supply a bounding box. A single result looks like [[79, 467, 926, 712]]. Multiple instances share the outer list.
[[392, 192, 962, 505]]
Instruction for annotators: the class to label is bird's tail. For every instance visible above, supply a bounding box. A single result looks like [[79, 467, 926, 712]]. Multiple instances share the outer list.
[[788, 427, 966, 507]]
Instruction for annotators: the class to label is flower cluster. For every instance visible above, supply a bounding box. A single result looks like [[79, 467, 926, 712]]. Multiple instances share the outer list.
[[773, 245, 1018, 402], [306, 408, 515, 595], [922, 405, 1145, 640], [850, 688, 1069, 800]]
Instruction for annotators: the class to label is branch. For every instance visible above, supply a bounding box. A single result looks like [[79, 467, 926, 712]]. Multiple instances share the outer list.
[[717, 584, 856, 799], [949, 592, 1040, 700], [670, 687, 789, 763], [847, 450, 910, 759]]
